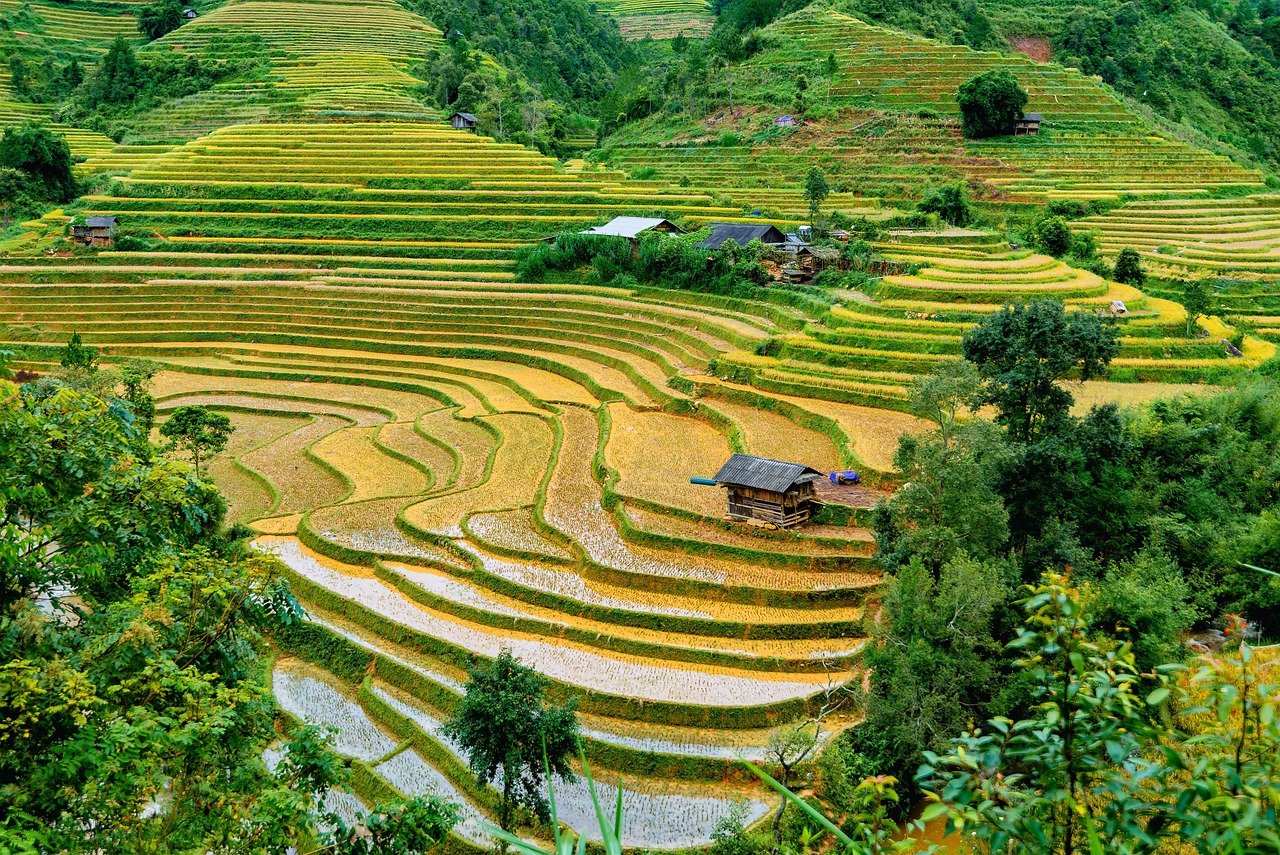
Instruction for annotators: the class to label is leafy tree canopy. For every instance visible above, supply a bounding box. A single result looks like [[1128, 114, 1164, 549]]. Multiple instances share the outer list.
[[956, 68, 1028, 138], [443, 649, 579, 831], [159, 404, 235, 473], [961, 299, 1119, 443], [0, 125, 74, 203]]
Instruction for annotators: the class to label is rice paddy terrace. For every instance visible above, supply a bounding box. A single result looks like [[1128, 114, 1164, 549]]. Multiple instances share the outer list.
[[592, 0, 714, 41], [1074, 195, 1280, 345], [598, 7, 1264, 210], [1, 0, 1275, 845], [0, 0, 139, 156]]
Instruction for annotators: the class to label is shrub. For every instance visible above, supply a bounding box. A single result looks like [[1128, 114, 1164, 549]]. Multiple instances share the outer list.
[[956, 68, 1028, 139], [1113, 246, 1144, 285], [917, 181, 972, 226]]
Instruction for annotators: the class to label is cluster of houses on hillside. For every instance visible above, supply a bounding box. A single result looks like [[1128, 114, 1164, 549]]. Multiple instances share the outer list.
[[574, 216, 841, 281]]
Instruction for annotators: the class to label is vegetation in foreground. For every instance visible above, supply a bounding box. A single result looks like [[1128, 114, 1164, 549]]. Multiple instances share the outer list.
[[0, 344, 460, 852]]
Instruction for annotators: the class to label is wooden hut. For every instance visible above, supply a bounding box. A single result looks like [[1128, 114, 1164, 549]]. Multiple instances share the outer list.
[[71, 215, 117, 247], [182, 7, 198, 18], [713, 453, 822, 528], [697, 222, 787, 250], [449, 112, 478, 131], [1014, 113, 1043, 135]]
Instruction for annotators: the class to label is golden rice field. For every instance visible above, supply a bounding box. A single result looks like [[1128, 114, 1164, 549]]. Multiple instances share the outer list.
[[3, 0, 1273, 840]]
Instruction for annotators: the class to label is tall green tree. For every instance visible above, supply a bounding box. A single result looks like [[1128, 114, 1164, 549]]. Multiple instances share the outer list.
[[1112, 246, 1144, 285], [956, 68, 1028, 138], [90, 35, 145, 105], [1180, 278, 1213, 337], [803, 166, 829, 226], [0, 125, 74, 203], [961, 300, 1119, 443], [443, 649, 579, 833], [159, 404, 234, 472], [138, 0, 183, 40]]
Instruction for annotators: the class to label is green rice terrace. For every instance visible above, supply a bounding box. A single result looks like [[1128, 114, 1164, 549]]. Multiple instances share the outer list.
[[1, 0, 1279, 848]]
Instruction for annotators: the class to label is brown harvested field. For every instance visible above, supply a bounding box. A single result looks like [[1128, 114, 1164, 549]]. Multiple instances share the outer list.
[[377, 421, 453, 491], [416, 409, 497, 492], [698, 379, 929, 472], [184, 409, 309, 523], [624, 504, 873, 555], [402, 413, 553, 536], [466, 508, 574, 560], [311, 425, 432, 502], [1070, 380, 1219, 412], [606, 404, 731, 517], [309, 497, 469, 567], [702, 398, 841, 471], [240, 413, 352, 515]]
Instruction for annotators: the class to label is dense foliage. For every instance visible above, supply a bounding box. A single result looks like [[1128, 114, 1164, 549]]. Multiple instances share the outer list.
[[0, 125, 75, 208], [443, 649, 579, 831], [516, 229, 777, 297], [956, 68, 1029, 138], [0, 347, 460, 851]]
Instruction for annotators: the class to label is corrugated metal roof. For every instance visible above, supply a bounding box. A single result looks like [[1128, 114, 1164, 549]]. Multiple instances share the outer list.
[[581, 216, 680, 238], [84, 216, 117, 228], [1022, 113, 1044, 122], [713, 453, 822, 493], [451, 112, 478, 122], [697, 223, 787, 249]]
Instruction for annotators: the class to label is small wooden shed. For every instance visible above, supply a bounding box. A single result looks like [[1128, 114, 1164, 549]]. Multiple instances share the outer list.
[[713, 453, 823, 528], [182, 7, 198, 18], [71, 215, 117, 246], [1014, 113, 1043, 135], [449, 111, 478, 131]]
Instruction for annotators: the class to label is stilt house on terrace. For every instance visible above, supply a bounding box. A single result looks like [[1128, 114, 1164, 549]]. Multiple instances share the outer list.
[[71, 215, 118, 247], [449, 112, 478, 131], [1014, 113, 1043, 135], [713, 453, 823, 528]]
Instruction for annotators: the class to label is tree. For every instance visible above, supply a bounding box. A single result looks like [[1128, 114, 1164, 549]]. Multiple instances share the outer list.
[[7, 55, 27, 99], [0, 166, 29, 229], [59, 331, 98, 372], [793, 73, 808, 115], [159, 404, 234, 472], [803, 166, 829, 226], [1033, 214, 1073, 257], [920, 574, 1280, 855], [0, 125, 75, 203], [858, 556, 1010, 809], [908, 359, 982, 448], [1180, 278, 1213, 337], [119, 358, 159, 437], [1112, 246, 1144, 285], [138, 0, 183, 40], [443, 649, 579, 833], [956, 68, 1028, 138], [917, 182, 972, 227], [0, 381, 459, 851], [672, 31, 688, 54], [824, 50, 838, 115], [90, 35, 145, 106], [961, 300, 1120, 443]]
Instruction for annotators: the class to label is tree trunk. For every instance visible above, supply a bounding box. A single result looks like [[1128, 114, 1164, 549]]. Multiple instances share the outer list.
[[770, 765, 791, 854], [728, 66, 735, 117]]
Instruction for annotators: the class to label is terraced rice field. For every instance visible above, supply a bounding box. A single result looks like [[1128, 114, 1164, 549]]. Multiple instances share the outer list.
[[1074, 196, 1280, 344], [591, 0, 713, 41], [600, 7, 1263, 207]]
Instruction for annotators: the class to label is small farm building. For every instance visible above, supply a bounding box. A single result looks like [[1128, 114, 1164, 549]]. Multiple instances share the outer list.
[[580, 216, 685, 241], [775, 115, 799, 127], [1014, 113, 1043, 135], [698, 223, 787, 250], [449, 112, 478, 131], [182, 7, 197, 17], [71, 215, 117, 246], [713, 453, 823, 528]]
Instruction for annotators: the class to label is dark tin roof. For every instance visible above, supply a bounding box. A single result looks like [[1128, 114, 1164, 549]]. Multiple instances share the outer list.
[[84, 215, 117, 227], [451, 112, 478, 122], [713, 453, 822, 493], [1022, 113, 1044, 122], [698, 223, 788, 249]]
